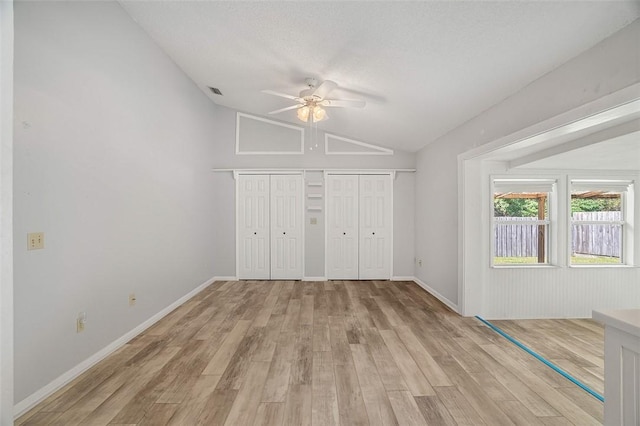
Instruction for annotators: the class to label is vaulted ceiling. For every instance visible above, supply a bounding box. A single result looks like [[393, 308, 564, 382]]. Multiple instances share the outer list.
[[517, 130, 640, 170], [120, 1, 639, 153]]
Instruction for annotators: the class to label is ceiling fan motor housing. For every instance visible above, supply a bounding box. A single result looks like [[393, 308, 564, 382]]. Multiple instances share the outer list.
[[299, 88, 321, 101]]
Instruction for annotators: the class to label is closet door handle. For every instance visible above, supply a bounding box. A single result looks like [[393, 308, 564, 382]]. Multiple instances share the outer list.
[[283, 232, 286, 235], [343, 232, 346, 235], [372, 232, 375, 235], [254, 232, 257, 235]]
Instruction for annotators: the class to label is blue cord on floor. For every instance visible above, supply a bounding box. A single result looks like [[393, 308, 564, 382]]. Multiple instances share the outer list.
[[475, 316, 605, 403]]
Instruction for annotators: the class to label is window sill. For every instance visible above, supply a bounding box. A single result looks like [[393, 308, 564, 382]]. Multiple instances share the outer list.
[[569, 264, 636, 269], [491, 264, 560, 269]]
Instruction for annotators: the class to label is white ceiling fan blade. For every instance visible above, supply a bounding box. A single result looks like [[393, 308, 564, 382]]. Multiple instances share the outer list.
[[268, 104, 301, 114], [313, 80, 338, 99], [262, 89, 301, 101], [321, 99, 366, 108]]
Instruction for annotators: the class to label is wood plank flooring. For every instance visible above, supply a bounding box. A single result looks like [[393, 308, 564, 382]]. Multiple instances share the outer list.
[[16, 280, 604, 425]]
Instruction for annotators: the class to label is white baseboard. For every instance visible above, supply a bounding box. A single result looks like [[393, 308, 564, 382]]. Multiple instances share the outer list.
[[212, 276, 237, 281], [391, 276, 415, 281], [14, 276, 216, 419], [216, 277, 326, 282], [411, 277, 459, 313]]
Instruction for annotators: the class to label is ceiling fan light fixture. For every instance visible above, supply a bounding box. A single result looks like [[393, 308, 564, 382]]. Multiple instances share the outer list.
[[313, 106, 326, 122], [297, 105, 310, 122], [297, 104, 326, 123]]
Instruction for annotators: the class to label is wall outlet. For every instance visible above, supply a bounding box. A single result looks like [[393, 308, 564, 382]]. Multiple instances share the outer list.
[[27, 232, 44, 250], [310, 217, 317, 225], [76, 312, 86, 333], [418, 259, 423, 267], [129, 293, 136, 306]]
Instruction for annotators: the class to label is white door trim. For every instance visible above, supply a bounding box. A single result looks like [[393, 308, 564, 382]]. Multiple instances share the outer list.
[[0, 2, 14, 422]]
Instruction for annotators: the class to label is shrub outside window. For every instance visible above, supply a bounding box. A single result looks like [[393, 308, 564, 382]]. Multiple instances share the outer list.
[[570, 180, 632, 265], [493, 179, 555, 265]]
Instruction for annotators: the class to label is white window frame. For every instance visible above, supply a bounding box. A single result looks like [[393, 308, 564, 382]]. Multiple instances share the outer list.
[[569, 179, 634, 267], [491, 178, 557, 267]]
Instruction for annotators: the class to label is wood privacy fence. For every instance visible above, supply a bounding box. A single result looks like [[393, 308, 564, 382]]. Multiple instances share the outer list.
[[572, 211, 621, 258], [494, 212, 621, 258], [494, 217, 542, 258]]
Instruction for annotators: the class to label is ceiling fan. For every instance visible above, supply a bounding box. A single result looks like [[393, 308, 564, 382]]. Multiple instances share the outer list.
[[262, 78, 366, 123]]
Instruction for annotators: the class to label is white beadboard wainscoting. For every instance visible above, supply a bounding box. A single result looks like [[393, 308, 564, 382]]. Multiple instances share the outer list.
[[458, 89, 640, 318], [484, 266, 640, 319]]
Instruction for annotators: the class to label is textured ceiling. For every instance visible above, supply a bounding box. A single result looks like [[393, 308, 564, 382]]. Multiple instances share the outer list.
[[120, 1, 639, 152]]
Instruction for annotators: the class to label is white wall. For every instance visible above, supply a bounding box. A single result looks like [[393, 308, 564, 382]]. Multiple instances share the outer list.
[[0, 1, 14, 424], [415, 19, 640, 310], [13, 1, 226, 405]]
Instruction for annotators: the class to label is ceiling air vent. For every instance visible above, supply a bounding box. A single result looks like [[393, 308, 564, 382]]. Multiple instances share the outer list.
[[208, 86, 223, 96]]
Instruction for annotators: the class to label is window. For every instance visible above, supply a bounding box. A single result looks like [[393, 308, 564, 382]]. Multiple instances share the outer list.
[[570, 180, 633, 265], [492, 179, 555, 265]]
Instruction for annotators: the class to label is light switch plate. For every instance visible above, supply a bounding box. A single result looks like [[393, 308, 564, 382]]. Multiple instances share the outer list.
[[28, 232, 44, 250], [76, 312, 86, 333]]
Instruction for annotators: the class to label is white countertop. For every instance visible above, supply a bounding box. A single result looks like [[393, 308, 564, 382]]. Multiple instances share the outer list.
[[593, 309, 640, 338]]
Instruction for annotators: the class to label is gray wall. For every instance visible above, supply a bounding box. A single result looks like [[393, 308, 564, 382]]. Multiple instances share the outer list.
[[414, 20, 640, 307], [14, 1, 226, 402], [393, 172, 415, 277]]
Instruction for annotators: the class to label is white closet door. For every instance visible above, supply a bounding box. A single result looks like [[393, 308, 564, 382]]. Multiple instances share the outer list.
[[359, 175, 392, 279], [326, 175, 359, 279], [270, 175, 303, 279], [237, 175, 270, 279]]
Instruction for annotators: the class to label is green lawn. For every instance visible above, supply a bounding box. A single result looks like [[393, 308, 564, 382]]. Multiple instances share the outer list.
[[571, 255, 620, 265], [494, 255, 621, 265], [494, 257, 538, 264]]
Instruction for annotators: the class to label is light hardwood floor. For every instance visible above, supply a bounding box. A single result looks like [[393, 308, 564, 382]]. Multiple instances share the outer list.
[[16, 280, 604, 425]]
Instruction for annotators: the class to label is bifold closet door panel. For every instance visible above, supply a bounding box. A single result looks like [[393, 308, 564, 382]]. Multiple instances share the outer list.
[[326, 175, 359, 279], [359, 175, 392, 279], [237, 175, 270, 280], [270, 175, 303, 279]]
